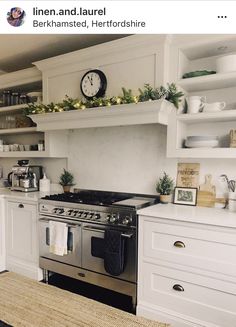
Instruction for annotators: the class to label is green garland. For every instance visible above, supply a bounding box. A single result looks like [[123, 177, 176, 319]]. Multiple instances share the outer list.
[[24, 83, 184, 115]]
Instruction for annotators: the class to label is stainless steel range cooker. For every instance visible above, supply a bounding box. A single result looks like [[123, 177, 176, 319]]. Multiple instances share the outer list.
[[38, 189, 159, 308]]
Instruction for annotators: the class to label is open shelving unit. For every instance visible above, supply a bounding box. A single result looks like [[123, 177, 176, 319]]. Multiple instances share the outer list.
[[167, 110, 236, 158], [0, 67, 68, 158], [167, 35, 236, 158]]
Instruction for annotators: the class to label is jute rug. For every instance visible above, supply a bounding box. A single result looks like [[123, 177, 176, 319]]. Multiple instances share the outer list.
[[0, 272, 169, 327]]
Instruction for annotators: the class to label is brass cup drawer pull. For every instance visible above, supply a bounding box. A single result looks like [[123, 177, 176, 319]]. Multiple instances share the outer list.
[[173, 284, 184, 292], [174, 240, 185, 248], [18, 204, 24, 208]]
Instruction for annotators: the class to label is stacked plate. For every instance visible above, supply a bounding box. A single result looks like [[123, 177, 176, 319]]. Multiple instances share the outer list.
[[185, 136, 219, 148]]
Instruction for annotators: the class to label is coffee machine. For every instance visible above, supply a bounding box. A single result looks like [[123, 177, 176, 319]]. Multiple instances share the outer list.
[[8, 160, 43, 192]]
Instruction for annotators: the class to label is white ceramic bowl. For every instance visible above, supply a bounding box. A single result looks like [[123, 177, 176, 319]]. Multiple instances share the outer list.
[[216, 54, 236, 73], [185, 139, 219, 148], [186, 135, 218, 141]]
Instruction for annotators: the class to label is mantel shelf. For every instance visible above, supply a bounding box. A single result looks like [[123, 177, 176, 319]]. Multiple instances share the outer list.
[[29, 99, 174, 131]]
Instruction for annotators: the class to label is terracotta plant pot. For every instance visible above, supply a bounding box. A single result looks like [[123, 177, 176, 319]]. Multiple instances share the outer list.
[[160, 194, 171, 204], [63, 185, 72, 193]]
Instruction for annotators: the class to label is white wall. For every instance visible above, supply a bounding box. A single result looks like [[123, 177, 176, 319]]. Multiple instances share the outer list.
[[68, 124, 177, 194]]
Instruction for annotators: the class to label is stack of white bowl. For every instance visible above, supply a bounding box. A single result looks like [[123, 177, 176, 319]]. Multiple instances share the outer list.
[[185, 136, 219, 148]]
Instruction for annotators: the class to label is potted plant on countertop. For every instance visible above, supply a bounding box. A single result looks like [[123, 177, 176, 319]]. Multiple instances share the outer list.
[[59, 169, 75, 193], [156, 172, 174, 204]]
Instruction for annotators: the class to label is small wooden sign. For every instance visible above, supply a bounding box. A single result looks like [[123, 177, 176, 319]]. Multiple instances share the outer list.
[[176, 163, 200, 188]]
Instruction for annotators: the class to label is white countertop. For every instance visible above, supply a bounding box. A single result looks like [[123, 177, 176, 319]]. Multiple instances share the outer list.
[[137, 203, 236, 228], [0, 188, 50, 202]]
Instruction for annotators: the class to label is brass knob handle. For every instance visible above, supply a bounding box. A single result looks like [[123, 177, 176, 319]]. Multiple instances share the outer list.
[[174, 241, 185, 248], [173, 284, 184, 292], [18, 204, 24, 208]]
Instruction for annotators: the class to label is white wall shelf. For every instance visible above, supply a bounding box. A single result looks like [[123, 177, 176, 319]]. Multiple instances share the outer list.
[[167, 111, 236, 158], [169, 148, 236, 159], [0, 103, 32, 115], [178, 71, 236, 92], [0, 127, 37, 135], [0, 68, 41, 90], [177, 110, 236, 123], [28, 100, 174, 131], [0, 151, 48, 158]]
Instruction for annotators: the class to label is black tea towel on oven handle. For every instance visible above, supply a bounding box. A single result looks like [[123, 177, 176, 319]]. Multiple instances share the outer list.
[[91, 236, 105, 259], [104, 229, 126, 276]]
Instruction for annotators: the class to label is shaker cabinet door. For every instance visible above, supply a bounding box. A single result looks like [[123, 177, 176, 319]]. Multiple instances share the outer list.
[[6, 201, 38, 263]]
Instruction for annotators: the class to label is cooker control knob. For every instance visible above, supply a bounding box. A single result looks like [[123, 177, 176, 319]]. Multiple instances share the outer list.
[[78, 211, 83, 217], [73, 211, 79, 216], [67, 209, 73, 215], [53, 208, 59, 213], [83, 212, 89, 218], [106, 214, 111, 221], [59, 208, 64, 214], [110, 214, 118, 223], [122, 216, 132, 226], [94, 213, 101, 220]]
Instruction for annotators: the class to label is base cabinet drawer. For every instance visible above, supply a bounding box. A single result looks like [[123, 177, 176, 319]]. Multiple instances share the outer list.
[[139, 262, 236, 327], [143, 220, 236, 277]]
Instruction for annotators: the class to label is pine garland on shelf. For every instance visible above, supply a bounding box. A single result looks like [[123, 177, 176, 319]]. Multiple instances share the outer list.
[[25, 83, 184, 115]]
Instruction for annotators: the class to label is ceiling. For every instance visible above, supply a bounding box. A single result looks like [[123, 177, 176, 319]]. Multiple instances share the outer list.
[[0, 34, 128, 73]]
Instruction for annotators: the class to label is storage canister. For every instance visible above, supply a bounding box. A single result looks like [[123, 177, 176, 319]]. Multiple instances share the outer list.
[[216, 54, 236, 73], [39, 173, 50, 193]]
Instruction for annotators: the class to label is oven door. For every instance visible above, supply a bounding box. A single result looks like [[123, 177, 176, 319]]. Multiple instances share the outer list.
[[82, 224, 136, 283], [39, 216, 82, 267]]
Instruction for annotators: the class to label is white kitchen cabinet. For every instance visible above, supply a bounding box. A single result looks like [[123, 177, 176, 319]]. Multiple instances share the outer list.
[[6, 200, 42, 280], [0, 197, 5, 271], [137, 204, 236, 327]]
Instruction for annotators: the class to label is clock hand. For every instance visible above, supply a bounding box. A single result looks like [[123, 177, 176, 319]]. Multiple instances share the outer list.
[[87, 76, 93, 86]]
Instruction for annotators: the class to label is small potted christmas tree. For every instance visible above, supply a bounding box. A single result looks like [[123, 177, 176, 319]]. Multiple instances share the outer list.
[[59, 169, 75, 193], [156, 172, 174, 204]]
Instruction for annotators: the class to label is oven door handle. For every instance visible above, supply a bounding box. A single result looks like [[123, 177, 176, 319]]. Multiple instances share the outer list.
[[83, 226, 133, 238], [39, 217, 80, 229]]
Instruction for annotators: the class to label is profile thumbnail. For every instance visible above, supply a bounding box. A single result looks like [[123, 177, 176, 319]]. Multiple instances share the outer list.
[[7, 7, 25, 27]]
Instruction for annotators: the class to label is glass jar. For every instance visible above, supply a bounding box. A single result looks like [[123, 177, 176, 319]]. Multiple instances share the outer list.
[[3, 91, 11, 106], [11, 92, 20, 106]]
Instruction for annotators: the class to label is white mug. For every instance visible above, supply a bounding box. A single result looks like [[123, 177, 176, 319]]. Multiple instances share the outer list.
[[203, 102, 226, 113], [3, 145, 9, 152], [187, 96, 206, 114]]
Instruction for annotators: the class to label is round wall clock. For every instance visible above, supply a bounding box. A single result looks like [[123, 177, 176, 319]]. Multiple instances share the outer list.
[[80, 69, 107, 99]]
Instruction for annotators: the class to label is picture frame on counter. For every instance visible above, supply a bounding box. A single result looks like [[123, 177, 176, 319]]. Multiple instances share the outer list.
[[173, 187, 198, 206]]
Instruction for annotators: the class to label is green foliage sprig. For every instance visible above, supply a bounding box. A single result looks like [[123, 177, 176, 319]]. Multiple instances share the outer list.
[[24, 83, 184, 115], [156, 172, 174, 195], [59, 169, 75, 186]]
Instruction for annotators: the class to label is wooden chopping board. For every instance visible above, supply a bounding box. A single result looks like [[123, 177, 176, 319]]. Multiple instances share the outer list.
[[197, 174, 216, 207], [197, 191, 216, 207]]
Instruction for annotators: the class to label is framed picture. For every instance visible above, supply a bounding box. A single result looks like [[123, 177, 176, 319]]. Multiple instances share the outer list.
[[173, 187, 198, 206]]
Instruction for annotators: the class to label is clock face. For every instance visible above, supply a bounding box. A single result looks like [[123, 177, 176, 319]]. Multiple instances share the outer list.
[[80, 70, 107, 99]]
